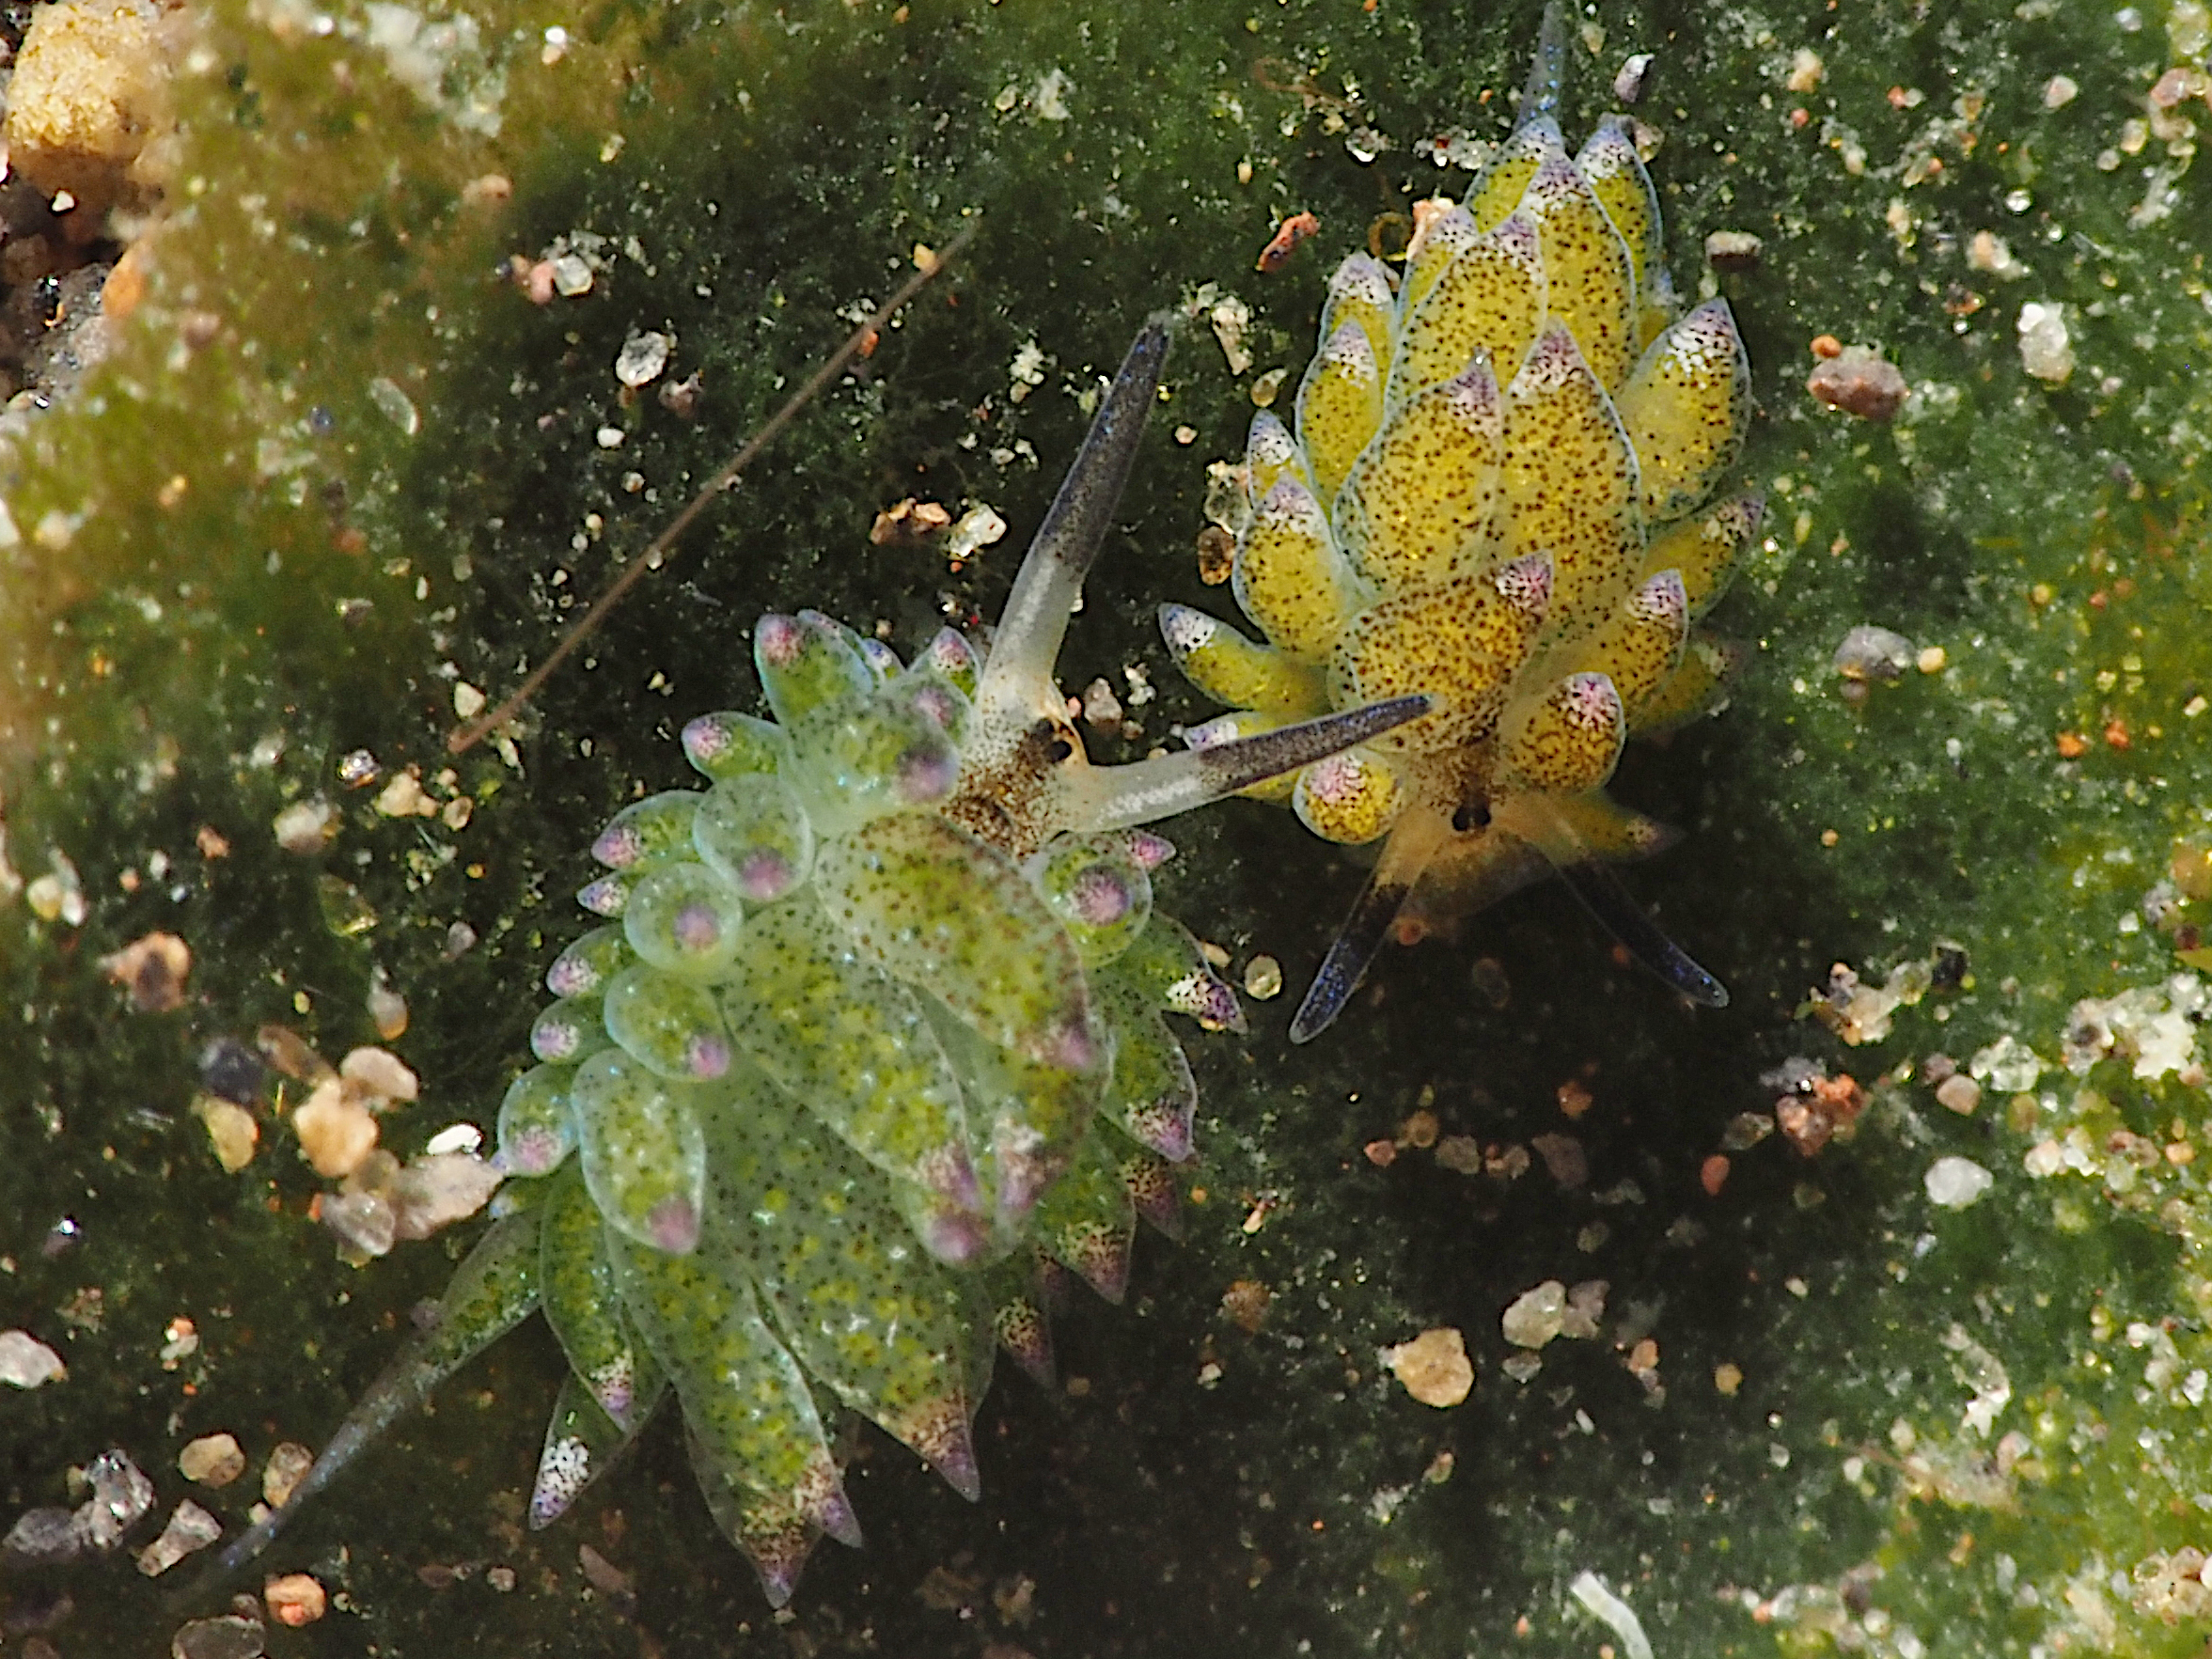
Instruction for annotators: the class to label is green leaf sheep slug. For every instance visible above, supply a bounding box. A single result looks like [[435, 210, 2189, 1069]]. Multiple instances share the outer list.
[[209, 321, 1427, 1606]]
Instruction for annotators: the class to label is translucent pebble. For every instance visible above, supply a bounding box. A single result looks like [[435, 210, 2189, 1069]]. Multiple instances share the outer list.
[[2016, 301, 2073, 384], [168, 1614, 266, 1659], [622, 859, 745, 977], [680, 710, 791, 782], [179, 1432, 246, 1487], [545, 924, 632, 999], [1027, 836, 1153, 966], [264, 1571, 326, 1626], [260, 1442, 313, 1508], [1924, 1155, 1993, 1210], [603, 963, 733, 1081], [1833, 623, 1915, 683], [340, 1045, 418, 1103], [590, 790, 700, 870], [134, 1498, 221, 1577], [693, 775, 814, 902], [495, 1064, 575, 1176], [529, 995, 609, 1065], [195, 1098, 258, 1171], [614, 329, 672, 388], [570, 1048, 707, 1253], [388, 1152, 500, 1240], [1501, 1279, 1568, 1348], [1383, 1326, 1474, 1408], [0, 1328, 66, 1388], [1806, 348, 1910, 422], [78, 1448, 155, 1550], [3, 1506, 82, 1566], [320, 1187, 396, 1258]]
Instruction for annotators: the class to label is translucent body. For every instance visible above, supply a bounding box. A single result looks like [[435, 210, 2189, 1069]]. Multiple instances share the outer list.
[[1163, 23, 1760, 1040], [524, 618, 1236, 1597], [229, 323, 1434, 1610]]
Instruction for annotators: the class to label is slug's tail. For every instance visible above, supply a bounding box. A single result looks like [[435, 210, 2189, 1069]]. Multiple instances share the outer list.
[[197, 1361, 430, 1584], [173, 1213, 542, 1607]]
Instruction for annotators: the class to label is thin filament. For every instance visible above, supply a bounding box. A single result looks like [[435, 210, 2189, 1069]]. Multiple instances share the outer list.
[[449, 221, 980, 755]]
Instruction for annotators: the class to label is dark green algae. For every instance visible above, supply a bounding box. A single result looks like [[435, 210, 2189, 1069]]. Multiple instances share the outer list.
[[4, 0, 2212, 1652]]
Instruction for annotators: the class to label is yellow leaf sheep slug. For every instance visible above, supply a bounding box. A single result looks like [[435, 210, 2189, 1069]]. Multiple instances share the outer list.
[[206, 321, 1428, 1607], [1162, 9, 1763, 1041]]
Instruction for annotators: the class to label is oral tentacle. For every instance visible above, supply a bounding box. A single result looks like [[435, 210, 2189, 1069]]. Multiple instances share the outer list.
[[974, 319, 1173, 732]]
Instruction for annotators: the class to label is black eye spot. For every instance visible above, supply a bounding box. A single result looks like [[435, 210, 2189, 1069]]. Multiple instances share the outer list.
[[1025, 717, 1081, 767], [1451, 800, 1491, 833]]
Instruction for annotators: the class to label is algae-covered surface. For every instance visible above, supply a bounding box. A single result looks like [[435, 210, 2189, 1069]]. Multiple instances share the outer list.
[[5, 0, 2212, 1651]]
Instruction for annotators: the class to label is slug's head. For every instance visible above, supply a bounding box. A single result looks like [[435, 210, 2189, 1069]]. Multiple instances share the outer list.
[[934, 318, 1435, 864]]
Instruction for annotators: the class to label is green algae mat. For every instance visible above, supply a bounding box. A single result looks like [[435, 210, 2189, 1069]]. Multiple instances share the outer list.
[[5, 0, 2212, 1652]]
